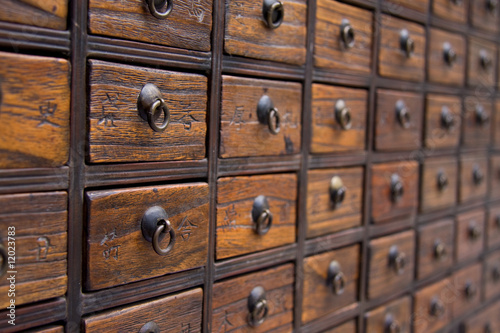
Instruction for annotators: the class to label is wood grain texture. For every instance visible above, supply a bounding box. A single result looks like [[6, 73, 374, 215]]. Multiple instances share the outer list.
[[378, 15, 425, 82], [455, 209, 485, 263], [495, 100, 500, 146], [471, 0, 499, 32], [29, 326, 64, 333], [371, 161, 419, 224], [450, 263, 481, 319], [212, 264, 294, 332], [0, 51, 70, 169], [432, 0, 467, 23], [88, 60, 207, 163], [425, 94, 461, 149], [487, 205, 500, 249], [311, 84, 367, 153], [485, 250, 500, 301], [0, 0, 68, 30], [84, 288, 203, 332], [459, 154, 488, 203], [364, 296, 411, 333], [216, 173, 297, 259], [417, 219, 454, 280], [314, 0, 372, 73], [375, 90, 423, 151], [463, 96, 492, 147], [427, 28, 465, 86], [462, 300, 500, 333], [306, 167, 364, 238], [220, 76, 302, 158], [420, 157, 457, 212], [413, 278, 452, 333], [0, 192, 67, 308], [323, 320, 356, 333], [382, 0, 428, 13], [88, 0, 212, 51], [85, 183, 209, 290], [367, 230, 415, 299], [490, 156, 500, 200], [467, 38, 497, 87], [302, 244, 360, 324]]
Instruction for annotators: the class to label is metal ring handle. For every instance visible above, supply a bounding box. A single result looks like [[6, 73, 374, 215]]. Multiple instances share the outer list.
[[443, 42, 457, 66], [138, 83, 171, 132], [389, 245, 406, 275], [139, 321, 160, 333], [480, 50, 492, 69], [487, 0, 498, 12], [247, 286, 268, 327], [147, 0, 173, 19], [340, 19, 355, 48], [434, 240, 447, 260], [400, 29, 414, 58], [390, 174, 404, 203], [256, 209, 273, 235], [329, 176, 346, 207], [263, 0, 284, 29], [0, 245, 7, 277], [267, 108, 281, 135], [437, 170, 448, 191], [468, 222, 481, 241], [441, 106, 455, 130], [475, 105, 490, 126], [473, 165, 484, 185], [152, 220, 176, 256], [332, 271, 346, 295], [385, 314, 401, 333], [335, 99, 352, 130], [396, 100, 411, 129], [147, 99, 170, 132], [464, 280, 477, 299], [430, 298, 445, 317]]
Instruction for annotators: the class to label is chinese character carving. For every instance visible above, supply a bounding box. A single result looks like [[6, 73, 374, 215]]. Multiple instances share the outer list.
[[218, 311, 233, 332], [37, 100, 60, 127], [178, 112, 198, 130], [222, 204, 237, 230], [181, 323, 192, 333], [177, 216, 198, 241], [98, 93, 119, 127], [230, 106, 245, 126], [188, 0, 205, 22], [31, 236, 55, 261], [101, 229, 120, 261]]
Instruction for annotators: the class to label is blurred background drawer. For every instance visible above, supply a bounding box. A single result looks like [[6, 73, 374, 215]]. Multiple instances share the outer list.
[[456, 209, 485, 263], [417, 219, 454, 280], [467, 38, 497, 87], [451, 263, 481, 319], [463, 97, 492, 147], [432, 0, 467, 23], [323, 320, 356, 332], [427, 28, 465, 86], [485, 250, 500, 301], [471, 0, 499, 33], [425, 94, 461, 149], [460, 154, 488, 203], [420, 156, 457, 212], [414, 278, 452, 333], [490, 155, 500, 200], [1, 0, 68, 30], [487, 205, 500, 248], [364, 296, 411, 333], [461, 300, 500, 333]]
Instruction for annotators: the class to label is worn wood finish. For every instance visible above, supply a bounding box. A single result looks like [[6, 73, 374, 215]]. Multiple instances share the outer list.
[[382, 0, 428, 13], [88, 0, 212, 51], [463, 96, 492, 147], [85, 183, 209, 290], [323, 320, 356, 333], [306, 167, 363, 238], [84, 288, 203, 332], [212, 264, 294, 332], [455, 209, 485, 263], [0, 0, 68, 30], [30, 326, 64, 333], [220, 76, 302, 158], [487, 206, 500, 249], [417, 219, 454, 280], [467, 38, 497, 87], [484, 250, 500, 301], [364, 296, 411, 333], [0, 192, 67, 308], [432, 0, 467, 23], [216, 173, 297, 259], [490, 156, 500, 200], [302, 244, 360, 324], [495, 100, 500, 146], [471, 0, 499, 32], [459, 154, 488, 203], [461, 300, 500, 333], [425, 94, 461, 149], [87, 60, 207, 163], [413, 278, 452, 333], [450, 263, 482, 319], [421, 157, 457, 212], [427, 28, 465, 86]]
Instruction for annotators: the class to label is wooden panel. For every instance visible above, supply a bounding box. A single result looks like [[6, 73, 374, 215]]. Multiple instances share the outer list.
[[224, 0, 307, 65], [216, 173, 297, 260], [485, 250, 500, 301], [0, 0, 68, 30], [88, 0, 212, 51], [323, 320, 356, 333], [471, 0, 499, 32], [85, 183, 209, 290], [0, 192, 67, 308], [427, 28, 465, 86], [425, 94, 461, 149], [382, 0, 428, 13], [413, 278, 452, 333], [455, 209, 485, 263], [87, 60, 207, 163], [212, 264, 294, 332], [432, 0, 467, 23], [84, 288, 202, 332], [314, 0, 373, 73], [490, 155, 500, 200], [420, 157, 457, 212], [30, 326, 64, 333], [417, 219, 454, 280], [306, 167, 364, 238], [365, 296, 411, 333], [467, 38, 497, 87], [463, 96, 492, 147], [302, 244, 360, 324], [495, 100, 500, 147], [220, 76, 302, 158], [487, 205, 500, 249], [462, 301, 500, 333], [450, 263, 481, 319], [459, 154, 488, 203]]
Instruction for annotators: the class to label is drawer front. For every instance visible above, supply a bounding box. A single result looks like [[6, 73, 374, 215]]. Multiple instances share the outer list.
[[421, 157, 457, 212], [314, 0, 373, 73], [212, 264, 294, 332], [414, 278, 452, 333], [368, 230, 415, 299], [88, 0, 212, 51], [425, 94, 461, 149], [32, 326, 64, 333], [382, 0, 428, 13], [490, 156, 500, 200], [84, 288, 202, 332], [306, 167, 364, 238], [87, 60, 207, 163], [302, 244, 360, 324], [432, 0, 467, 23], [371, 161, 419, 224], [462, 301, 500, 333], [85, 183, 209, 290], [463, 97, 492, 147], [487, 206, 500, 248], [427, 28, 465, 85], [0, 192, 67, 308], [450, 263, 482, 319], [220, 76, 302, 158], [485, 250, 500, 300], [323, 320, 356, 333], [378, 15, 425, 82], [0, 51, 70, 169], [417, 219, 454, 280], [375, 90, 423, 151], [456, 209, 485, 263], [1, 0, 68, 30], [467, 38, 497, 87], [365, 296, 411, 333], [216, 173, 297, 260], [471, 0, 499, 32], [496, 100, 500, 147], [459, 154, 488, 203], [224, 0, 307, 65], [311, 85, 367, 153]]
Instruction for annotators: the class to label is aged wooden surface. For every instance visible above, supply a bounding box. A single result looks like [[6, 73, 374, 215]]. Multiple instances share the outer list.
[[485, 250, 500, 301], [425, 94, 461, 149], [306, 167, 363, 238], [216, 173, 297, 259], [462, 300, 500, 333], [455, 209, 485, 263], [432, 0, 467, 23], [311, 85, 367, 153], [487, 205, 500, 249], [0, 0, 68, 30], [471, 0, 499, 32], [85, 183, 209, 290], [88, 60, 207, 163], [459, 154, 488, 203], [413, 278, 452, 333], [88, 0, 212, 51], [490, 156, 500, 200], [421, 157, 457, 212], [302, 244, 359, 324], [495, 100, 500, 146], [220, 76, 302, 158], [323, 320, 356, 333], [212, 264, 294, 332], [0, 192, 67, 308], [314, 0, 372, 73], [364, 296, 411, 333], [427, 28, 465, 85], [417, 219, 454, 280], [463, 96, 492, 147], [467, 38, 497, 87], [450, 263, 481, 319], [382, 0, 428, 13], [31, 326, 64, 333], [84, 288, 202, 332]]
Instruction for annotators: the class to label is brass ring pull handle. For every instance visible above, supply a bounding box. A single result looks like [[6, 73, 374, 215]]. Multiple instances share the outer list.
[[340, 19, 355, 48], [443, 42, 457, 66], [472, 164, 484, 185], [0, 244, 7, 277], [141, 206, 176, 256], [138, 83, 171, 132], [146, 0, 173, 19], [437, 170, 448, 191], [440, 106, 455, 130], [390, 174, 404, 203], [487, 0, 498, 12], [468, 222, 481, 241], [257, 95, 281, 135], [475, 104, 490, 126], [262, 0, 284, 29], [385, 314, 401, 333], [480, 49, 493, 70], [430, 297, 445, 317], [335, 99, 352, 130], [389, 245, 407, 275], [464, 280, 477, 299], [139, 321, 160, 333], [395, 100, 411, 129], [327, 261, 346, 295], [434, 239, 447, 260], [400, 29, 415, 58], [329, 176, 346, 207], [252, 195, 273, 235], [247, 286, 269, 327]]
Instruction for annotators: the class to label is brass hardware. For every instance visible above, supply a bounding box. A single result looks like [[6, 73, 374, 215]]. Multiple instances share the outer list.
[[146, 0, 172, 19], [395, 100, 411, 129], [327, 261, 346, 296], [400, 29, 415, 58], [473, 164, 484, 185], [335, 99, 352, 130], [464, 280, 477, 299], [263, 0, 284, 29], [390, 174, 404, 203], [141, 206, 176, 256], [440, 106, 455, 130], [257, 95, 281, 135], [247, 286, 269, 327], [137, 83, 170, 132], [492, 266, 500, 282], [0, 244, 6, 277], [139, 321, 160, 333], [468, 222, 481, 241], [252, 195, 273, 235], [430, 297, 445, 317], [480, 49, 492, 70], [433, 240, 447, 260], [487, 0, 498, 12], [437, 170, 448, 191], [329, 176, 346, 207], [389, 245, 407, 275], [443, 42, 457, 66], [340, 19, 355, 48], [384, 314, 401, 333], [475, 104, 490, 126]]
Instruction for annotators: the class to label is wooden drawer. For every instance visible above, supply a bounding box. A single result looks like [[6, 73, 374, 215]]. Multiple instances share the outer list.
[[463, 97, 492, 147], [459, 154, 488, 203], [425, 94, 461, 149], [467, 38, 497, 87], [224, 0, 307, 65], [414, 278, 452, 333], [0, 51, 70, 169], [216, 173, 297, 260], [30, 326, 64, 333], [495, 100, 500, 147], [323, 320, 356, 332], [450, 263, 481, 319], [212, 264, 294, 332], [365, 296, 411, 333], [306, 167, 364, 238], [88, 0, 212, 51], [311, 85, 367, 154], [382, 0, 428, 13], [427, 28, 465, 86], [462, 301, 500, 333], [487, 206, 500, 248], [378, 15, 425, 82], [371, 161, 419, 224], [432, 0, 467, 23], [490, 156, 500, 200], [0, 192, 67, 308], [220, 76, 302, 158], [420, 157, 457, 212], [85, 183, 209, 290], [1, 1, 68, 30], [84, 288, 202, 332], [314, 0, 373, 73], [485, 250, 500, 300], [302, 244, 360, 324], [456, 209, 485, 263], [471, 0, 499, 32], [375, 90, 423, 151], [87, 60, 207, 163], [417, 219, 454, 280], [368, 230, 415, 299]]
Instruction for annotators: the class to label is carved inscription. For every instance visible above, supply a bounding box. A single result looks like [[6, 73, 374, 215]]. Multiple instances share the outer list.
[[100, 229, 120, 261], [38, 99, 60, 127], [98, 93, 118, 127], [177, 216, 198, 241], [188, 0, 206, 23], [178, 112, 197, 130], [230, 106, 245, 126], [181, 323, 192, 333], [30, 236, 55, 261], [222, 204, 237, 230], [218, 311, 234, 332]]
